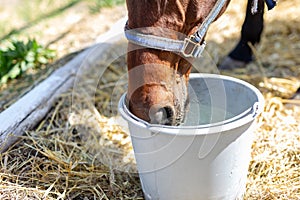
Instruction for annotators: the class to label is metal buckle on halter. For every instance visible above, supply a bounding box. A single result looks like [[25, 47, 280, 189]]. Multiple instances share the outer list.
[[182, 35, 206, 58]]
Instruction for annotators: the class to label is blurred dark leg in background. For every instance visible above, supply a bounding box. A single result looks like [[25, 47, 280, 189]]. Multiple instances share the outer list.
[[219, 0, 264, 70]]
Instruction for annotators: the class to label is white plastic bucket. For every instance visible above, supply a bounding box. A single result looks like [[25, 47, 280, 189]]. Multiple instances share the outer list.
[[118, 73, 264, 200]]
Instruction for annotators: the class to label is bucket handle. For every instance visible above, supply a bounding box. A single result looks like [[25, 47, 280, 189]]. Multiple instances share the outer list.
[[251, 102, 260, 118], [224, 101, 260, 124], [120, 93, 261, 131], [146, 102, 261, 133]]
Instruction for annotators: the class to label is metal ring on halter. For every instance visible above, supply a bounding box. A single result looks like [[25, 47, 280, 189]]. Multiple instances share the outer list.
[[181, 36, 206, 58]]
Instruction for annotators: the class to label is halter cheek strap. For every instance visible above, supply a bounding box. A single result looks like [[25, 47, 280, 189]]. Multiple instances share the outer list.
[[124, 0, 228, 58], [124, 27, 207, 58]]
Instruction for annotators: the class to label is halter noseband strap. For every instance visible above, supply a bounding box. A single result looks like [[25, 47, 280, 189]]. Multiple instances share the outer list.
[[124, 0, 228, 58]]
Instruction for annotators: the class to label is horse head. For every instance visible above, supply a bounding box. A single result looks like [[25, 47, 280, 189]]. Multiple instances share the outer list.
[[125, 0, 229, 125]]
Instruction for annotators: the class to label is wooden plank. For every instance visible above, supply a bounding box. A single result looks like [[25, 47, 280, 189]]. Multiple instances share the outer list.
[[0, 17, 127, 152]]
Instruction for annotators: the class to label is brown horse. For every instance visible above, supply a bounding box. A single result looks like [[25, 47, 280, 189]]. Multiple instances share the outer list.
[[125, 0, 230, 126], [125, 0, 277, 125]]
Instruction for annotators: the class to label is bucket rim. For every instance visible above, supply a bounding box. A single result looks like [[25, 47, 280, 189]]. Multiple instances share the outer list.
[[118, 73, 264, 135]]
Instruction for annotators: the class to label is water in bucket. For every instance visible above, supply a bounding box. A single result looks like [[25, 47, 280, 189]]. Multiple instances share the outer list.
[[183, 75, 253, 127]]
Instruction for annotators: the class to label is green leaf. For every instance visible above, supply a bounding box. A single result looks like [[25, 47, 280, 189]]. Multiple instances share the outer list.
[[8, 63, 21, 79], [20, 60, 29, 71], [0, 38, 56, 84], [38, 56, 48, 64], [25, 51, 35, 63]]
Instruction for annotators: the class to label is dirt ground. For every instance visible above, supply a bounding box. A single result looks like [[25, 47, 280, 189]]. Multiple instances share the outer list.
[[0, 1, 127, 110], [0, 1, 127, 58]]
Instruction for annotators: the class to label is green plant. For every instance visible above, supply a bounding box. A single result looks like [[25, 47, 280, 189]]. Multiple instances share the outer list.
[[0, 39, 56, 84]]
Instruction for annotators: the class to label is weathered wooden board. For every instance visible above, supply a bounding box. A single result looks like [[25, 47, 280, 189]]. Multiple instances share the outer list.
[[0, 17, 127, 152]]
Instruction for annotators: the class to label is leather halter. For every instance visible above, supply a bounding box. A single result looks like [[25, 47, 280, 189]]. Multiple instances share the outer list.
[[124, 0, 228, 58]]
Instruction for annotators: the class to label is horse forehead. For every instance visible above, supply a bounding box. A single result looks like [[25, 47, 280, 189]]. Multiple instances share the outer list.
[[126, 0, 215, 25]]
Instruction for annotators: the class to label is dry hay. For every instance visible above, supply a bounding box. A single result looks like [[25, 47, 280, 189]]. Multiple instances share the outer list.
[[245, 94, 300, 199], [0, 42, 142, 199], [1, 0, 300, 199]]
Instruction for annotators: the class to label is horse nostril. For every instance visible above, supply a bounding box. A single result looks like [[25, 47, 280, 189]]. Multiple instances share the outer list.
[[149, 105, 174, 125], [162, 106, 174, 121]]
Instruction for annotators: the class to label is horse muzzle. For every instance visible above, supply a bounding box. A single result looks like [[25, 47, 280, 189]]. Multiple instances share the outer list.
[[148, 104, 175, 125]]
